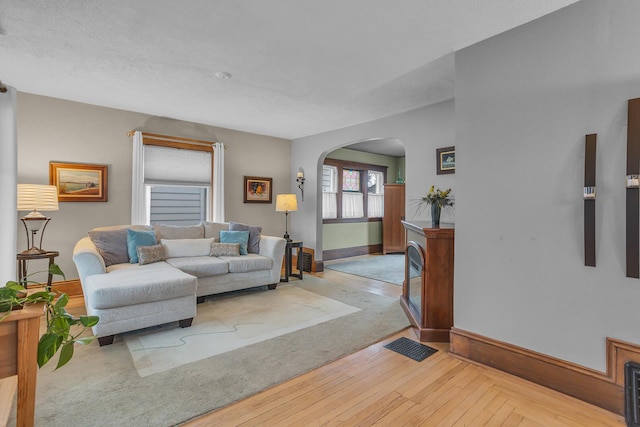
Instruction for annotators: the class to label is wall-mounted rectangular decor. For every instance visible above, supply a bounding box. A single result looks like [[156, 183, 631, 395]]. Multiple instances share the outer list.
[[584, 134, 596, 267], [243, 176, 272, 203], [49, 162, 108, 202], [436, 146, 455, 175], [627, 98, 640, 278]]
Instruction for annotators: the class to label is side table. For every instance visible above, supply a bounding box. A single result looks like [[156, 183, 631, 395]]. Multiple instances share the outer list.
[[16, 251, 59, 288], [281, 241, 303, 282]]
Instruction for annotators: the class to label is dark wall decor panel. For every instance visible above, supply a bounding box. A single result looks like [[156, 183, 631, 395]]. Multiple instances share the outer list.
[[627, 98, 640, 278], [584, 134, 597, 267]]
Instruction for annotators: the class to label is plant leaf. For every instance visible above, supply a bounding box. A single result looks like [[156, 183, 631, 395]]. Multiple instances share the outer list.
[[54, 293, 69, 309], [38, 333, 63, 367], [80, 315, 99, 327], [48, 263, 65, 279], [5, 281, 26, 291], [75, 336, 97, 345], [55, 342, 74, 370]]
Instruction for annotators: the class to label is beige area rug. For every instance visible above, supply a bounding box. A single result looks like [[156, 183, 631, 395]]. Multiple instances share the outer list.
[[24, 275, 409, 427], [125, 285, 361, 377]]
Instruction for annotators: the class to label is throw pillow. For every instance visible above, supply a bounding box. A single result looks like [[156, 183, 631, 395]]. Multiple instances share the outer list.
[[210, 242, 241, 257], [229, 221, 262, 254], [127, 229, 158, 263], [162, 238, 215, 258], [89, 228, 129, 266], [137, 244, 166, 265], [219, 230, 250, 255], [153, 223, 204, 240]]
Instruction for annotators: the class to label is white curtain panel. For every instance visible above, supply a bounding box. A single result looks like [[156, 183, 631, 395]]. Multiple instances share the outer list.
[[0, 86, 17, 283], [322, 192, 337, 219], [367, 194, 384, 218], [131, 131, 146, 224], [342, 192, 364, 218], [212, 142, 225, 222]]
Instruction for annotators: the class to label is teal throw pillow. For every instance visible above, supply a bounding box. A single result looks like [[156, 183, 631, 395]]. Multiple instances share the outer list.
[[219, 230, 250, 255], [127, 229, 158, 263]]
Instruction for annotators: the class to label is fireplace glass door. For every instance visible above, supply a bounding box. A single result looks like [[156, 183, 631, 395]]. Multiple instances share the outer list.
[[406, 243, 423, 318]]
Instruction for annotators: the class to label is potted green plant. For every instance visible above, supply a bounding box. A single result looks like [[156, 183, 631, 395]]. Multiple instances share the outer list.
[[0, 264, 99, 369], [418, 185, 454, 227]]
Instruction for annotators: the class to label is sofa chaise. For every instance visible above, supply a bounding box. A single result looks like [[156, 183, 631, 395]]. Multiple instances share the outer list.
[[72, 222, 286, 346]]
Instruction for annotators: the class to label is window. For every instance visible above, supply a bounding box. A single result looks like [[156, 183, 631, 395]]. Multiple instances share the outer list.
[[147, 185, 208, 226], [131, 131, 224, 225], [322, 159, 387, 222]]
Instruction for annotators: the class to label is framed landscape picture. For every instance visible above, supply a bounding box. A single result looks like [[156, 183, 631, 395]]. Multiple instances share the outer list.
[[244, 176, 272, 203], [49, 162, 108, 202], [436, 146, 455, 175]]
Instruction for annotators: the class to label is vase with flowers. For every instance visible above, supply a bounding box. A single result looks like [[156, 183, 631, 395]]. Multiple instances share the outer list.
[[419, 186, 454, 227]]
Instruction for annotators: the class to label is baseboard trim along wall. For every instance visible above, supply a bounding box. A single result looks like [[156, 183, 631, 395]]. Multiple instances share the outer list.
[[49, 279, 83, 297], [322, 244, 382, 261], [449, 327, 640, 415]]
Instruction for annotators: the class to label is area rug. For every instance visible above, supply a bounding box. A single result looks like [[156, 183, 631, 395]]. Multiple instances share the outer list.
[[28, 275, 409, 427], [124, 285, 361, 377], [326, 254, 405, 285]]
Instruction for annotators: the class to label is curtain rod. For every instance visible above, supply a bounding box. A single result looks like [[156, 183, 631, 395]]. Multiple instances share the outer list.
[[127, 131, 226, 148]]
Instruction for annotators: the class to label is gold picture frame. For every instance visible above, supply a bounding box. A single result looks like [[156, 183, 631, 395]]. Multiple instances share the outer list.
[[49, 162, 108, 202]]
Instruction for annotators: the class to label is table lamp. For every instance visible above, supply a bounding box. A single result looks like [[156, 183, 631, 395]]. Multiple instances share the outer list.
[[17, 184, 59, 254], [275, 194, 298, 241]]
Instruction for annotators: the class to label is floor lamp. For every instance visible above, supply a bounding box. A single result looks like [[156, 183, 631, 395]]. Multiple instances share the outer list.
[[275, 194, 298, 242]]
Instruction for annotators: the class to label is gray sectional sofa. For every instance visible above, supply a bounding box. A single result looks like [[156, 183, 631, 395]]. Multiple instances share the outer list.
[[72, 222, 286, 346]]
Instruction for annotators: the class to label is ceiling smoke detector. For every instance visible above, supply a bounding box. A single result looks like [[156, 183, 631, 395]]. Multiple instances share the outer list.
[[215, 71, 232, 80]]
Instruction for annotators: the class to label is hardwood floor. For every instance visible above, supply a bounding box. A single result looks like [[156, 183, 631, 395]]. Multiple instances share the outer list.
[[181, 260, 625, 427]]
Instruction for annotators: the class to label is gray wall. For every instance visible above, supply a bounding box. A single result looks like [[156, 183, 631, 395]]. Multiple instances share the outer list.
[[291, 99, 455, 258], [455, 0, 640, 371], [16, 93, 291, 281]]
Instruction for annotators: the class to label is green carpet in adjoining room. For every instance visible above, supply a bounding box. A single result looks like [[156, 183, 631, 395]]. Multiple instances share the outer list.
[[325, 254, 405, 285], [27, 275, 409, 427]]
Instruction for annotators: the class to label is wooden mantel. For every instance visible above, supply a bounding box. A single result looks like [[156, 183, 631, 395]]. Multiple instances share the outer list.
[[400, 221, 455, 342]]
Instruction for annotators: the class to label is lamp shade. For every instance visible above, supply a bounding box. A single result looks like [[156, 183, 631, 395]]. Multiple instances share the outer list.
[[17, 184, 59, 217], [275, 194, 298, 212]]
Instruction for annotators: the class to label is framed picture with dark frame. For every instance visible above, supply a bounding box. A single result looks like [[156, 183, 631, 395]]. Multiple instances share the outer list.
[[49, 162, 108, 202], [436, 146, 455, 175], [243, 176, 273, 203]]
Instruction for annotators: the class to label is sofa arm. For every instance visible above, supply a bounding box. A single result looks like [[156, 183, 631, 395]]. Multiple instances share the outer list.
[[259, 235, 287, 284], [73, 236, 107, 283]]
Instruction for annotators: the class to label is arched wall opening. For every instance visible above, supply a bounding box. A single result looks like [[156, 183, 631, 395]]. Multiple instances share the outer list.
[[316, 137, 406, 262]]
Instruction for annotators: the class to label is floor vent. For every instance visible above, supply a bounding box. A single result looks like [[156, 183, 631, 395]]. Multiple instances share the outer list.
[[625, 361, 640, 427], [384, 337, 437, 362]]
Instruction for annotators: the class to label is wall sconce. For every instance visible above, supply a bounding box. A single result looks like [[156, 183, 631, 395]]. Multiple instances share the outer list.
[[17, 184, 59, 254], [296, 171, 305, 201]]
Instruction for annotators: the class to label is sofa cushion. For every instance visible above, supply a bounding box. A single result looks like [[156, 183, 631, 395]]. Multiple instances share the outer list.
[[137, 244, 166, 265], [166, 256, 229, 277], [229, 221, 262, 254], [162, 238, 214, 258], [127, 229, 158, 263], [153, 223, 204, 240], [84, 262, 196, 309], [204, 222, 229, 240], [210, 242, 240, 257], [222, 254, 272, 273], [89, 225, 152, 266], [219, 230, 250, 255]]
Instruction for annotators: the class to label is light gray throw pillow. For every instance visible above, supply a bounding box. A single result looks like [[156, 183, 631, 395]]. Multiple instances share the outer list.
[[153, 223, 204, 240], [229, 221, 262, 254]]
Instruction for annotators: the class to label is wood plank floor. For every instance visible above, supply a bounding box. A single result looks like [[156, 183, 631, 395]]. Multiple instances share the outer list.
[[181, 258, 625, 427]]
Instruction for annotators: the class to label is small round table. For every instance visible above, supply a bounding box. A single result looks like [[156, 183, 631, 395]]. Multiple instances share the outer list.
[[16, 251, 59, 288]]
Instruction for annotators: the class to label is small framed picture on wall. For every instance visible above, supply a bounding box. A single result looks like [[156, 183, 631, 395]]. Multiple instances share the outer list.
[[243, 176, 273, 203], [49, 162, 108, 202], [436, 146, 455, 175]]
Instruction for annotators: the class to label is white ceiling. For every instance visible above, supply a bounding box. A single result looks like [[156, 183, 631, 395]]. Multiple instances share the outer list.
[[1, 1, 579, 144]]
